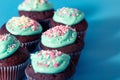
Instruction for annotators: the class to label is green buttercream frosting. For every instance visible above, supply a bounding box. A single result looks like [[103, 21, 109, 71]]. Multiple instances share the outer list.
[[31, 50, 70, 74], [18, 0, 53, 11], [6, 16, 42, 36], [53, 7, 84, 25], [41, 25, 77, 48], [0, 34, 20, 60]]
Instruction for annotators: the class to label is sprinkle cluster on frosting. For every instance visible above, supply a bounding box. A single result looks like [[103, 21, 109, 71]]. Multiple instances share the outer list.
[[18, 0, 53, 11], [41, 25, 77, 48], [43, 25, 75, 37], [7, 16, 39, 31], [53, 7, 84, 25], [0, 34, 8, 41], [6, 16, 42, 36], [33, 0, 47, 8], [58, 7, 80, 17], [36, 50, 62, 67], [31, 50, 70, 74], [0, 34, 20, 60]]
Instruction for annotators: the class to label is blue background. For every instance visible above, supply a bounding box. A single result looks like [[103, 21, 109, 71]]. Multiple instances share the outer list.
[[0, 0, 120, 80]]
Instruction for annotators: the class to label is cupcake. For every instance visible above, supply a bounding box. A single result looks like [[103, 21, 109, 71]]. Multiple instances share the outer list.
[[25, 50, 75, 80], [0, 16, 42, 52], [0, 34, 29, 80], [18, 0, 54, 32], [50, 7, 88, 40], [40, 25, 84, 65]]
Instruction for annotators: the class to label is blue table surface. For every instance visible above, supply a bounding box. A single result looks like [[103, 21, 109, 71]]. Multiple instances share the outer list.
[[0, 0, 120, 80]]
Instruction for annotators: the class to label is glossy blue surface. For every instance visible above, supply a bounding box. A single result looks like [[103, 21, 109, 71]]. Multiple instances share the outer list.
[[0, 0, 120, 80]]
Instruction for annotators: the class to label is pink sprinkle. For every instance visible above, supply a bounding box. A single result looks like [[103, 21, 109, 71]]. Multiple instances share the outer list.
[[37, 52, 41, 57], [0, 35, 7, 41], [71, 14, 75, 17], [37, 62, 43, 66], [50, 52, 55, 59], [57, 51, 62, 56], [24, 0, 30, 4], [53, 63, 59, 67], [45, 64, 49, 67], [32, 26, 37, 31]]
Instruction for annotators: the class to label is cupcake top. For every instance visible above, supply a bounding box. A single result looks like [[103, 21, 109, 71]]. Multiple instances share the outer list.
[[0, 34, 20, 60], [31, 50, 70, 74], [41, 25, 77, 48], [6, 16, 42, 36], [53, 7, 84, 25], [18, 0, 53, 11]]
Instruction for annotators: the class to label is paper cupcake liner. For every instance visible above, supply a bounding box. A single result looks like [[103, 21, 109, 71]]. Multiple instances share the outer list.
[[21, 39, 40, 52], [0, 59, 29, 80]]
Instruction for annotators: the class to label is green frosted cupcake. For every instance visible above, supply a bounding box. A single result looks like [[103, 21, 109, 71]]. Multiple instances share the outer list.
[[0, 34, 29, 80], [25, 50, 75, 80], [1, 16, 43, 52]]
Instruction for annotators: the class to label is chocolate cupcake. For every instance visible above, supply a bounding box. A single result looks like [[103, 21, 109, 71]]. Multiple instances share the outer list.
[[25, 50, 75, 80], [18, 0, 54, 32], [0, 34, 29, 80], [0, 16, 43, 52], [50, 7, 88, 40], [39, 25, 84, 65]]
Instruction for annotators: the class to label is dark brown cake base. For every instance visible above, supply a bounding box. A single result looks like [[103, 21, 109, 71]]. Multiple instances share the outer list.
[[25, 61, 75, 80], [49, 19, 88, 40], [0, 47, 29, 80], [0, 24, 41, 52], [40, 38, 84, 65], [38, 19, 50, 32], [19, 10, 54, 21]]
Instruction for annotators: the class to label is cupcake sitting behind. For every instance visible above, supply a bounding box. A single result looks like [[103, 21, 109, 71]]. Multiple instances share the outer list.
[[50, 7, 88, 40], [18, 0, 54, 32]]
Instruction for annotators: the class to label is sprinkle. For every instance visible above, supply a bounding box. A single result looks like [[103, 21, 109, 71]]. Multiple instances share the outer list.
[[50, 52, 55, 59], [53, 63, 59, 67], [45, 64, 49, 67], [37, 62, 43, 66]]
